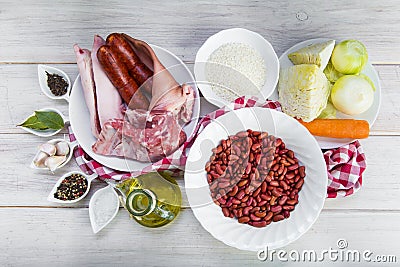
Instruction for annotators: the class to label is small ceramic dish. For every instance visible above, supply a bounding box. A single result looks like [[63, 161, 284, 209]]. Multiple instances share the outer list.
[[194, 28, 279, 107], [30, 138, 79, 171], [89, 185, 120, 234], [18, 107, 68, 137], [38, 64, 71, 102], [47, 171, 98, 204]]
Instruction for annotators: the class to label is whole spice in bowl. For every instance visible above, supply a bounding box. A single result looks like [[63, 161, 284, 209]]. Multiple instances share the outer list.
[[54, 173, 88, 201], [48, 171, 98, 204], [31, 138, 78, 171], [17, 108, 67, 137], [46, 71, 69, 96], [37, 64, 71, 101]]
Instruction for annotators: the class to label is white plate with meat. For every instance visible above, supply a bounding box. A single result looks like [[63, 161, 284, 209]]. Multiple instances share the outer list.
[[70, 34, 200, 172]]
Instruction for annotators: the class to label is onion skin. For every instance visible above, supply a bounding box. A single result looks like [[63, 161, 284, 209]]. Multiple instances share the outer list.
[[331, 40, 368, 75], [331, 75, 374, 115]]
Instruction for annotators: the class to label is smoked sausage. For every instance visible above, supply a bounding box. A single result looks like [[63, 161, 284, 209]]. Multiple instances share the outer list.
[[97, 45, 150, 110], [106, 33, 153, 93]]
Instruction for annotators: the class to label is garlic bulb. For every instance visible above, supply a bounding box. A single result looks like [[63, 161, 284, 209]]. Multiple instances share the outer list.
[[55, 141, 70, 156], [33, 151, 49, 168], [45, 156, 66, 171], [39, 143, 56, 156]]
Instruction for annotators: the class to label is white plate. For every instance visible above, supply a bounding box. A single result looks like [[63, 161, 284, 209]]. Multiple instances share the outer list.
[[70, 45, 200, 172], [185, 108, 327, 251], [194, 28, 279, 107], [269, 38, 381, 149]]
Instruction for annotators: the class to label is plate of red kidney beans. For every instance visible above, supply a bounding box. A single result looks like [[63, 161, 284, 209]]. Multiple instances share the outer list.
[[185, 107, 327, 251]]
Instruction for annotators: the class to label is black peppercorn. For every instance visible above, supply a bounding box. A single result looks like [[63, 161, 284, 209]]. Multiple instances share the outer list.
[[54, 173, 88, 201], [46, 71, 69, 96]]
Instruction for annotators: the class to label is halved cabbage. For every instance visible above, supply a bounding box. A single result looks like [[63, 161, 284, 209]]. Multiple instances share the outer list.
[[324, 60, 343, 83], [318, 101, 337, 119], [278, 64, 331, 122], [288, 40, 335, 70]]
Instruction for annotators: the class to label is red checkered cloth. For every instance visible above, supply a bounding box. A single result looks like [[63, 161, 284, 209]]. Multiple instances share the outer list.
[[68, 96, 366, 198]]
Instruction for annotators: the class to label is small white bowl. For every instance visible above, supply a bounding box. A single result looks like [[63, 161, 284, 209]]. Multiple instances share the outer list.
[[18, 107, 68, 137], [89, 185, 120, 234], [38, 64, 71, 102], [47, 171, 98, 204], [194, 28, 279, 107], [30, 138, 79, 171]]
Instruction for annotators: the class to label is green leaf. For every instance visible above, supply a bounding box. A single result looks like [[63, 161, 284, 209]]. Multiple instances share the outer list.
[[17, 115, 49, 130], [34, 111, 64, 130]]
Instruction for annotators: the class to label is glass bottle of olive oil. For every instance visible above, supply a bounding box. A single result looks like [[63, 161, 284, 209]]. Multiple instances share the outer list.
[[116, 171, 182, 228]]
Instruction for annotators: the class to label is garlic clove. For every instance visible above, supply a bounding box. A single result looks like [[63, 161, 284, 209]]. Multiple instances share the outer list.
[[55, 141, 70, 156], [39, 143, 57, 156], [45, 155, 66, 171], [34, 151, 49, 168]]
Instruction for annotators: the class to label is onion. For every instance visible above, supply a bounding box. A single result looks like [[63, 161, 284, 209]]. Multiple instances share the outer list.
[[331, 40, 368, 75], [331, 75, 374, 115]]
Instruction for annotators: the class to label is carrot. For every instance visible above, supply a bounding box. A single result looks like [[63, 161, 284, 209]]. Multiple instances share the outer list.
[[298, 119, 370, 139]]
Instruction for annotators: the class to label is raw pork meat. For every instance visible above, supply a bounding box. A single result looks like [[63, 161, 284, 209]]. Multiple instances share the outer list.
[[92, 34, 195, 162], [92, 110, 186, 162], [73, 44, 101, 138], [91, 35, 124, 127]]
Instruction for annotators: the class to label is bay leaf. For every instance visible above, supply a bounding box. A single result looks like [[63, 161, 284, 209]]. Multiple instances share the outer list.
[[17, 115, 49, 130], [35, 111, 64, 130]]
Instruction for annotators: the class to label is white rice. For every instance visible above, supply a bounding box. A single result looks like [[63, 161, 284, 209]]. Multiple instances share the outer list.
[[205, 43, 266, 102]]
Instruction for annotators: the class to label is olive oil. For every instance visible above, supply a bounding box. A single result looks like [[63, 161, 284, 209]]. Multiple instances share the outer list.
[[117, 171, 182, 228]]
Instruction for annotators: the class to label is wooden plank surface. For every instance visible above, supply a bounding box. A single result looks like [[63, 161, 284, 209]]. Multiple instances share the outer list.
[[1, 1, 400, 266], [1, 0, 400, 63], [1, 208, 399, 266]]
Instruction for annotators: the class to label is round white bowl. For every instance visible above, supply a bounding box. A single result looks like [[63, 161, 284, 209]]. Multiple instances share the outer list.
[[38, 64, 71, 102], [194, 28, 279, 107], [18, 107, 68, 137], [185, 107, 327, 251], [47, 171, 98, 204], [30, 138, 78, 171]]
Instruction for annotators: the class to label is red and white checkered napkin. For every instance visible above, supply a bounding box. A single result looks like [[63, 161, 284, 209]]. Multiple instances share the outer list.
[[68, 96, 366, 198]]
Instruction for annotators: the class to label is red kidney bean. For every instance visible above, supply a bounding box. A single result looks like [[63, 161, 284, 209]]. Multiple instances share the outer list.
[[222, 207, 230, 217], [206, 130, 305, 229], [264, 211, 273, 221], [278, 195, 288, 206], [270, 205, 282, 213], [238, 216, 250, 223], [283, 205, 295, 211], [243, 206, 252, 216], [250, 214, 261, 221], [252, 221, 267, 228], [260, 194, 271, 201], [257, 200, 268, 207], [269, 180, 279, 187]]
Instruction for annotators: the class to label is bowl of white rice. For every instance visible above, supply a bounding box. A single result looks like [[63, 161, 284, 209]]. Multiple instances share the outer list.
[[194, 28, 279, 107]]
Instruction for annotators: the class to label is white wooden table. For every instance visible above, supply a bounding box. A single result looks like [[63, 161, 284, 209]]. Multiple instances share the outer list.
[[1, 1, 400, 266]]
